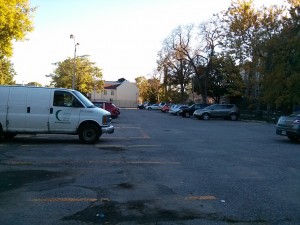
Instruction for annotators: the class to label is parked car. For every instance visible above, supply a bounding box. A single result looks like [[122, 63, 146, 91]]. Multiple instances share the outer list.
[[161, 104, 171, 113], [158, 102, 166, 110], [179, 103, 210, 117], [168, 104, 180, 115], [93, 101, 119, 119], [169, 104, 188, 116], [276, 111, 300, 142], [193, 104, 239, 120], [146, 104, 160, 110], [137, 101, 149, 109]]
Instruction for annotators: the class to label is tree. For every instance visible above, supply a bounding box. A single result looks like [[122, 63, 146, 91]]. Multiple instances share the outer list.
[[222, 0, 284, 108], [0, 0, 34, 57], [0, 58, 16, 85], [27, 81, 42, 87], [51, 56, 104, 96], [262, 1, 300, 112], [207, 54, 244, 103], [0, 0, 35, 84], [194, 17, 226, 103], [135, 76, 149, 102], [166, 19, 227, 104], [157, 25, 196, 103], [147, 77, 161, 103]]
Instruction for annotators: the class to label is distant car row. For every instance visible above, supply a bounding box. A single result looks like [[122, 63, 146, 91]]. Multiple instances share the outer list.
[[139, 102, 300, 142], [139, 102, 240, 121]]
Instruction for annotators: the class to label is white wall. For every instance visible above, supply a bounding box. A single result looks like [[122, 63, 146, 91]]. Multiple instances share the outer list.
[[116, 81, 138, 101], [90, 81, 139, 107]]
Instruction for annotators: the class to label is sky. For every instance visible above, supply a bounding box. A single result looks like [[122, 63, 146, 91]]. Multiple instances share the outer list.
[[11, 0, 285, 86]]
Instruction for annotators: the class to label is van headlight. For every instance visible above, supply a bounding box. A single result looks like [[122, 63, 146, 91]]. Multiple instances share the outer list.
[[102, 115, 111, 125]]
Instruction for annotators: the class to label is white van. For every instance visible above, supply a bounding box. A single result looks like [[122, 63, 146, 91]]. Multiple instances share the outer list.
[[0, 86, 114, 144]]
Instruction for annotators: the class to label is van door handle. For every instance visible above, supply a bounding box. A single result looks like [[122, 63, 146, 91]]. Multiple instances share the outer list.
[[50, 108, 53, 114], [27, 107, 30, 113]]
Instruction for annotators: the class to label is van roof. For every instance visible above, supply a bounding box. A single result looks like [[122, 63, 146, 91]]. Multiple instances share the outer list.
[[0, 85, 71, 91]]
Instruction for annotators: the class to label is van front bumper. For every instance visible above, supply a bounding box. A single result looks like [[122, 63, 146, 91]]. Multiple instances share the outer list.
[[102, 125, 114, 134]]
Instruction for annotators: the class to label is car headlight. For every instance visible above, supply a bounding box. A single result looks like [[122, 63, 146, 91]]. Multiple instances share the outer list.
[[293, 119, 300, 124]]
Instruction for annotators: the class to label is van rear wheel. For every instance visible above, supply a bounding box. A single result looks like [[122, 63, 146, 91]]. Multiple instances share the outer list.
[[78, 123, 101, 144]]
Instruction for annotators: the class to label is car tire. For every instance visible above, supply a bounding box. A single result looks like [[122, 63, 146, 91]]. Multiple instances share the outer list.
[[148, 107, 152, 110], [4, 132, 16, 140], [229, 113, 238, 121], [288, 136, 300, 142], [184, 112, 190, 118], [78, 123, 101, 144], [202, 113, 210, 120]]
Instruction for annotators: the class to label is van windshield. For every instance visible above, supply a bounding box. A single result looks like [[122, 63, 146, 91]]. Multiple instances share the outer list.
[[72, 90, 95, 108]]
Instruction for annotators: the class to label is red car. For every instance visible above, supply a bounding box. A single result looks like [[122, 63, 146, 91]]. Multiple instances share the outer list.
[[161, 104, 171, 113], [92, 101, 119, 119]]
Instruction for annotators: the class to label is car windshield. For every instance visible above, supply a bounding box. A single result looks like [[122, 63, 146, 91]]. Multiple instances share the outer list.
[[204, 105, 213, 109], [291, 112, 300, 116], [72, 90, 95, 108]]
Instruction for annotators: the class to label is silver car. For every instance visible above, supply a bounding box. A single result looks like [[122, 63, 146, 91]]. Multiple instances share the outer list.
[[276, 112, 300, 142], [193, 104, 239, 121]]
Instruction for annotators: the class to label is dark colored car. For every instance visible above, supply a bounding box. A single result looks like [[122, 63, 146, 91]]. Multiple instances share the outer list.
[[137, 101, 150, 109], [276, 112, 300, 142], [179, 103, 210, 118], [93, 101, 119, 119], [193, 104, 239, 121]]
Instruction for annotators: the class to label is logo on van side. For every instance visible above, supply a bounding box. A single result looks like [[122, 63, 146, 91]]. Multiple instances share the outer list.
[[55, 110, 71, 123]]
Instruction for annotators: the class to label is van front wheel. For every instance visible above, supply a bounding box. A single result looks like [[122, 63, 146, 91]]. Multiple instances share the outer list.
[[78, 123, 101, 144]]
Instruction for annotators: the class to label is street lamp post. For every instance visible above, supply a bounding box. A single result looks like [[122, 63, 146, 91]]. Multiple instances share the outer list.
[[70, 34, 79, 89]]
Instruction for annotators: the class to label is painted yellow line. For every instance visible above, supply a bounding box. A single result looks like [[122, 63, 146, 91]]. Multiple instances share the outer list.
[[31, 196, 216, 203], [127, 161, 180, 164], [184, 196, 217, 201], [1, 160, 180, 165], [95, 144, 161, 148], [95, 144, 125, 148], [140, 129, 150, 138], [104, 137, 150, 139], [114, 126, 142, 129], [31, 197, 110, 203], [127, 145, 161, 148]]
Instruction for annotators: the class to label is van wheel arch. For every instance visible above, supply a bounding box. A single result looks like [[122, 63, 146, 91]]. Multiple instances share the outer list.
[[78, 122, 102, 144]]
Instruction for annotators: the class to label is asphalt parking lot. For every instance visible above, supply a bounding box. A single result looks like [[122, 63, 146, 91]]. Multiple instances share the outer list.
[[0, 108, 299, 225]]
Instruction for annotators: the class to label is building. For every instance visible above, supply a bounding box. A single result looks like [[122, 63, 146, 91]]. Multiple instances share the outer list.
[[90, 78, 139, 108]]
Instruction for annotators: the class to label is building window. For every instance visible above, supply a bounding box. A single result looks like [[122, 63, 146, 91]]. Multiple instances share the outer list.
[[111, 90, 114, 95], [104, 90, 107, 95]]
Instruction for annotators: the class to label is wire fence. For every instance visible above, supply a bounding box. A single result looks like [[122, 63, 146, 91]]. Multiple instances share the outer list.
[[239, 110, 283, 123]]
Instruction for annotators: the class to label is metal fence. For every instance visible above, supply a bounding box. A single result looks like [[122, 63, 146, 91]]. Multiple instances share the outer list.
[[239, 110, 282, 123], [110, 100, 138, 108]]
